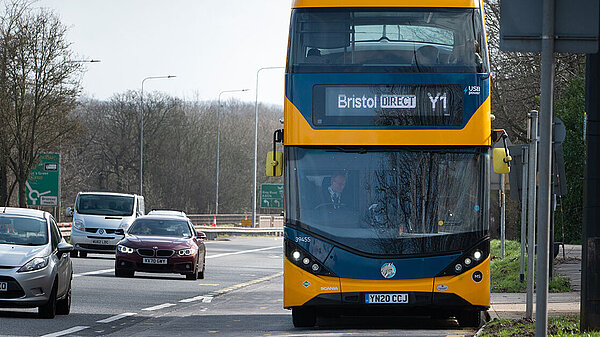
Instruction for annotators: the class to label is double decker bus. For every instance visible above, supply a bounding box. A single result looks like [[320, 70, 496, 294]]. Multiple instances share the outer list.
[[268, 0, 508, 328]]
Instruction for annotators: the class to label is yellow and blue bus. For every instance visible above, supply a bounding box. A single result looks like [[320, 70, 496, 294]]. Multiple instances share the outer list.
[[270, 0, 503, 328]]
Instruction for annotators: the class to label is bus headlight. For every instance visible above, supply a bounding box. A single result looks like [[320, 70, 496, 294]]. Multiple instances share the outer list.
[[473, 250, 483, 261], [285, 238, 336, 277]]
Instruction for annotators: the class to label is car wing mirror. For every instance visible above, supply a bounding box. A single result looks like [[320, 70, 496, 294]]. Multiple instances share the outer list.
[[115, 228, 125, 236], [57, 242, 74, 255], [66, 207, 73, 216], [197, 232, 207, 240]]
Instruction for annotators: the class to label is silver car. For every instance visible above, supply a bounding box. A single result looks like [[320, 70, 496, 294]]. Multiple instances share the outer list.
[[0, 207, 73, 318]]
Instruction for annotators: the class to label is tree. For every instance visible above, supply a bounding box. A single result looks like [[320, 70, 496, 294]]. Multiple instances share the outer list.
[[0, 1, 83, 207]]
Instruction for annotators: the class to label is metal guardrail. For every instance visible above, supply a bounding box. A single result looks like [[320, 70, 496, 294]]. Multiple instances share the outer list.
[[58, 223, 283, 240]]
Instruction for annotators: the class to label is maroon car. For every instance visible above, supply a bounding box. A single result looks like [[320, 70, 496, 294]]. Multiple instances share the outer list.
[[114, 215, 206, 280]]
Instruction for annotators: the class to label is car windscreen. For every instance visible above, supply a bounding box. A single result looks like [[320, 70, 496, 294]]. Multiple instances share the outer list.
[[76, 194, 134, 216], [128, 219, 192, 238], [0, 216, 48, 246]]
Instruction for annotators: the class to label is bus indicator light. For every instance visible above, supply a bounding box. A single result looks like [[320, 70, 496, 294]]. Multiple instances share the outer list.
[[455, 264, 463, 273]]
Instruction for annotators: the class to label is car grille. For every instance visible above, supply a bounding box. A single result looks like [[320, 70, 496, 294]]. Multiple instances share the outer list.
[[85, 228, 117, 234], [137, 249, 155, 257], [156, 249, 174, 257], [0, 276, 25, 299], [79, 244, 117, 251]]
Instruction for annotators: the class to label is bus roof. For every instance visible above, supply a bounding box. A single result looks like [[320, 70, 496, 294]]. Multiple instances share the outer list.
[[292, 0, 481, 8]]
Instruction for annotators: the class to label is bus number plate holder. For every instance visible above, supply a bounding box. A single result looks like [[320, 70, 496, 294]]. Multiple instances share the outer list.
[[365, 293, 408, 304]]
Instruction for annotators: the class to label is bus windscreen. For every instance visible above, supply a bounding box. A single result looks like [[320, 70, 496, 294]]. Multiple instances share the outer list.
[[286, 147, 488, 256], [288, 8, 487, 74]]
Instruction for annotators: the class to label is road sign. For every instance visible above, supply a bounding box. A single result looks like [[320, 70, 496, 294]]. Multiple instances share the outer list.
[[27, 153, 59, 206], [260, 183, 283, 208], [500, 0, 599, 53]]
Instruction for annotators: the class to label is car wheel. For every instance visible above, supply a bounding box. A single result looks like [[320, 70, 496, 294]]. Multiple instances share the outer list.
[[56, 281, 71, 315], [70, 250, 78, 258], [79, 251, 87, 258], [197, 257, 205, 279], [39, 283, 57, 319]]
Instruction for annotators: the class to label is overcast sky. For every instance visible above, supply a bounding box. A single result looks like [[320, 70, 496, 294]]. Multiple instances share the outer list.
[[37, 0, 291, 105]]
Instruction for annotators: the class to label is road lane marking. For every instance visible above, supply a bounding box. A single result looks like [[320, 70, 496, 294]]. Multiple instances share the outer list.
[[96, 312, 137, 323], [71, 246, 280, 279], [206, 272, 283, 297], [179, 295, 213, 303], [73, 268, 114, 278], [206, 246, 281, 259], [142, 303, 176, 311], [40, 326, 89, 337]]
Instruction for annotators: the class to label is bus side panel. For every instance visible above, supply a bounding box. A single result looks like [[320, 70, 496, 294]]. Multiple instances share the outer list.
[[284, 259, 341, 308], [283, 96, 491, 146], [433, 257, 491, 307]]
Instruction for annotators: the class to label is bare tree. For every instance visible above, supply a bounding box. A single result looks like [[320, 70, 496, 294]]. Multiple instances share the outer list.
[[0, 1, 83, 207], [484, 0, 584, 142]]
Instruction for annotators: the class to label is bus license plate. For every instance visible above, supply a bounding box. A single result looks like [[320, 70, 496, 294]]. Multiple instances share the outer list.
[[365, 293, 408, 304], [143, 258, 167, 265], [92, 239, 110, 245], [0, 282, 7, 291]]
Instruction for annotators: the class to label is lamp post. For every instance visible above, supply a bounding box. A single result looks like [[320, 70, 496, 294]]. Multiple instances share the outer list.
[[140, 75, 176, 195], [252, 66, 284, 227], [215, 89, 249, 214]]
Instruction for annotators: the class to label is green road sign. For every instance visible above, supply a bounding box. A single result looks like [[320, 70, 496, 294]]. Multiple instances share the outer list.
[[260, 183, 283, 208], [27, 153, 59, 206]]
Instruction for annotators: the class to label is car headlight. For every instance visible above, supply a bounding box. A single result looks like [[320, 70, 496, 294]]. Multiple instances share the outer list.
[[17, 257, 49, 273], [178, 248, 196, 256], [73, 219, 85, 230], [117, 245, 134, 254]]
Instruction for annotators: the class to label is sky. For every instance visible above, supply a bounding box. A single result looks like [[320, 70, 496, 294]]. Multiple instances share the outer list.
[[37, 0, 291, 105]]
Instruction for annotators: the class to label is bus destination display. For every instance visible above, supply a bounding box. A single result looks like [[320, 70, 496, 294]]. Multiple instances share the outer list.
[[313, 84, 463, 127]]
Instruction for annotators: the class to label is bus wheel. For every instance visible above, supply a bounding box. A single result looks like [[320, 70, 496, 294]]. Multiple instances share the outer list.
[[292, 307, 316, 327], [457, 310, 482, 328]]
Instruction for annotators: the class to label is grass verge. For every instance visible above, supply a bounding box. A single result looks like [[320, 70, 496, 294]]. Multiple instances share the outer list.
[[490, 239, 571, 293], [480, 315, 600, 337]]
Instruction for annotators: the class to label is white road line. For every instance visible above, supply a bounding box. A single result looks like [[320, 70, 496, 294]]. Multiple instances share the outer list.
[[179, 296, 213, 303], [96, 312, 137, 323], [71, 246, 279, 279], [142, 303, 176, 311], [73, 268, 114, 278], [40, 326, 89, 337], [206, 245, 281, 259]]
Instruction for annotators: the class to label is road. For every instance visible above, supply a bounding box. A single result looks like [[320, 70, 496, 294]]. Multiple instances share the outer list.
[[0, 237, 478, 337]]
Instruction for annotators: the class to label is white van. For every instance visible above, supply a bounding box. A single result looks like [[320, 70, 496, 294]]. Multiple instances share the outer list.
[[67, 192, 145, 257]]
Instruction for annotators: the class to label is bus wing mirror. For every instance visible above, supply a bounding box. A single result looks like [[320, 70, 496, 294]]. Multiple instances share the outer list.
[[266, 151, 283, 177], [493, 148, 511, 174]]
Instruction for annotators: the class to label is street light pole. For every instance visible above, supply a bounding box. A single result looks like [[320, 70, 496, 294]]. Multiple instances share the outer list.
[[140, 75, 176, 195], [252, 66, 284, 228], [216, 89, 249, 214]]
